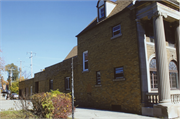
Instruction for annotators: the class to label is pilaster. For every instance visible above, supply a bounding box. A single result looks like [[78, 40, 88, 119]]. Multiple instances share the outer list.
[[136, 19, 148, 106]]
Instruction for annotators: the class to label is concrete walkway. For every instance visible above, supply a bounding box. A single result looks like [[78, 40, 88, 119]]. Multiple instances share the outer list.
[[0, 96, 159, 119], [69, 108, 159, 119]]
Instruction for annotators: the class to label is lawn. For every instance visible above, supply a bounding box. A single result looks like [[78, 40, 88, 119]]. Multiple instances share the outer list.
[[0, 110, 37, 119], [0, 110, 74, 119]]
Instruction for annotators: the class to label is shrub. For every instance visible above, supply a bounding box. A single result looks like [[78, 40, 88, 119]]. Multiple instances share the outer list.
[[31, 92, 54, 118], [31, 90, 75, 118], [52, 92, 74, 118], [50, 89, 61, 95]]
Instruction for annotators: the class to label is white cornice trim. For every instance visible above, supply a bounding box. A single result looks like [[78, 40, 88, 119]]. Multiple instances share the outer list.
[[146, 42, 176, 50], [136, 2, 180, 20]]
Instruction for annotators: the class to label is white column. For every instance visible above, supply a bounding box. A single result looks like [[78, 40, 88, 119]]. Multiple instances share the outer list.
[[153, 11, 171, 103]]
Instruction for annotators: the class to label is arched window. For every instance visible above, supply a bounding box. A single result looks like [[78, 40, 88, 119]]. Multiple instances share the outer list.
[[169, 61, 178, 89], [149, 58, 158, 91], [149, 58, 179, 91]]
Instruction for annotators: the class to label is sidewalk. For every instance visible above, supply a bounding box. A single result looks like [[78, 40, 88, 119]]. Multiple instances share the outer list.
[[69, 108, 159, 119]]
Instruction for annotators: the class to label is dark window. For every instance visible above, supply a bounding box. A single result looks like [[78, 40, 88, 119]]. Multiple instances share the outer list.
[[65, 77, 70, 91], [35, 82, 39, 93], [19, 89, 22, 97], [96, 71, 101, 85], [49, 80, 53, 91], [112, 25, 121, 37], [114, 67, 124, 79]]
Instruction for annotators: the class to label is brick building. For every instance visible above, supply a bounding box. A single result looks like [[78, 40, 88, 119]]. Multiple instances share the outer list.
[[19, 0, 180, 118]]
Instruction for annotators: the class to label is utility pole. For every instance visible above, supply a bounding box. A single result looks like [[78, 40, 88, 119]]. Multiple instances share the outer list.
[[27, 51, 36, 78], [18, 60, 25, 81], [71, 57, 74, 119], [8, 68, 14, 87]]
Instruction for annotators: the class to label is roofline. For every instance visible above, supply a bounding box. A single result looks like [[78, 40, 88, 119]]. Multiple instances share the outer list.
[[76, 2, 131, 37]]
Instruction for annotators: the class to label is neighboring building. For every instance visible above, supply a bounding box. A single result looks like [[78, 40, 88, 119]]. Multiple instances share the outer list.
[[19, 0, 180, 118]]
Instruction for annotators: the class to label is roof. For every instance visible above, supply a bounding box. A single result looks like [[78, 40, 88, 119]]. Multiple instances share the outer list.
[[64, 46, 77, 60], [76, 0, 133, 37]]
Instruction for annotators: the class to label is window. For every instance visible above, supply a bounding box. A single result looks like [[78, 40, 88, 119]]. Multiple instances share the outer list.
[[83, 51, 88, 71], [49, 80, 53, 91], [150, 58, 158, 91], [99, 5, 105, 19], [149, 59, 179, 90], [114, 67, 124, 79], [35, 82, 39, 93], [169, 61, 178, 89], [19, 89, 22, 97], [96, 71, 101, 85], [112, 25, 121, 37], [65, 77, 70, 91], [150, 71, 158, 90]]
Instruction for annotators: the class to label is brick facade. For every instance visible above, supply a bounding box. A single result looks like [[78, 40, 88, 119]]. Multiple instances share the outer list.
[[19, 0, 179, 115]]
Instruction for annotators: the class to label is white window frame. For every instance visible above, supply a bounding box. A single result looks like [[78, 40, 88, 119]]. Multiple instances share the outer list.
[[65, 77, 70, 91], [83, 51, 88, 71], [112, 24, 122, 39]]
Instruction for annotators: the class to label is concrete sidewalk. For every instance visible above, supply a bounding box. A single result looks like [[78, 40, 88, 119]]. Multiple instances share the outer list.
[[69, 108, 159, 119]]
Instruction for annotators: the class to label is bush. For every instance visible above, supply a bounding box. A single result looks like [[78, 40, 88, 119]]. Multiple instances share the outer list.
[[31, 90, 74, 118], [31, 92, 54, 118], [52, 92, 74, 118]]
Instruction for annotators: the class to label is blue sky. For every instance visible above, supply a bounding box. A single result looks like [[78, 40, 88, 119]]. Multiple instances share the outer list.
[[0, 0, 101, 80]]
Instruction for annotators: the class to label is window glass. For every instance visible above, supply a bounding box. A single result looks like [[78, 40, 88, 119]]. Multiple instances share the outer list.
[[83, 51, 88, 71], [114, 67, 124, 79], [99, 6, 104, 19], [169, 61, 177, 70], [169, 61, 178, 89], [65, 77, 70, 90], [113, 25, 121, 37], [150, 58, 156, 69], [96, 71, 101, 85]]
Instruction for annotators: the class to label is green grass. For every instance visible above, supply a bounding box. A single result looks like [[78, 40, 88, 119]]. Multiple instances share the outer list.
[[0, 110, 21, 119], [0, 110, 38, 119], [0, 110, 75, 119]]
